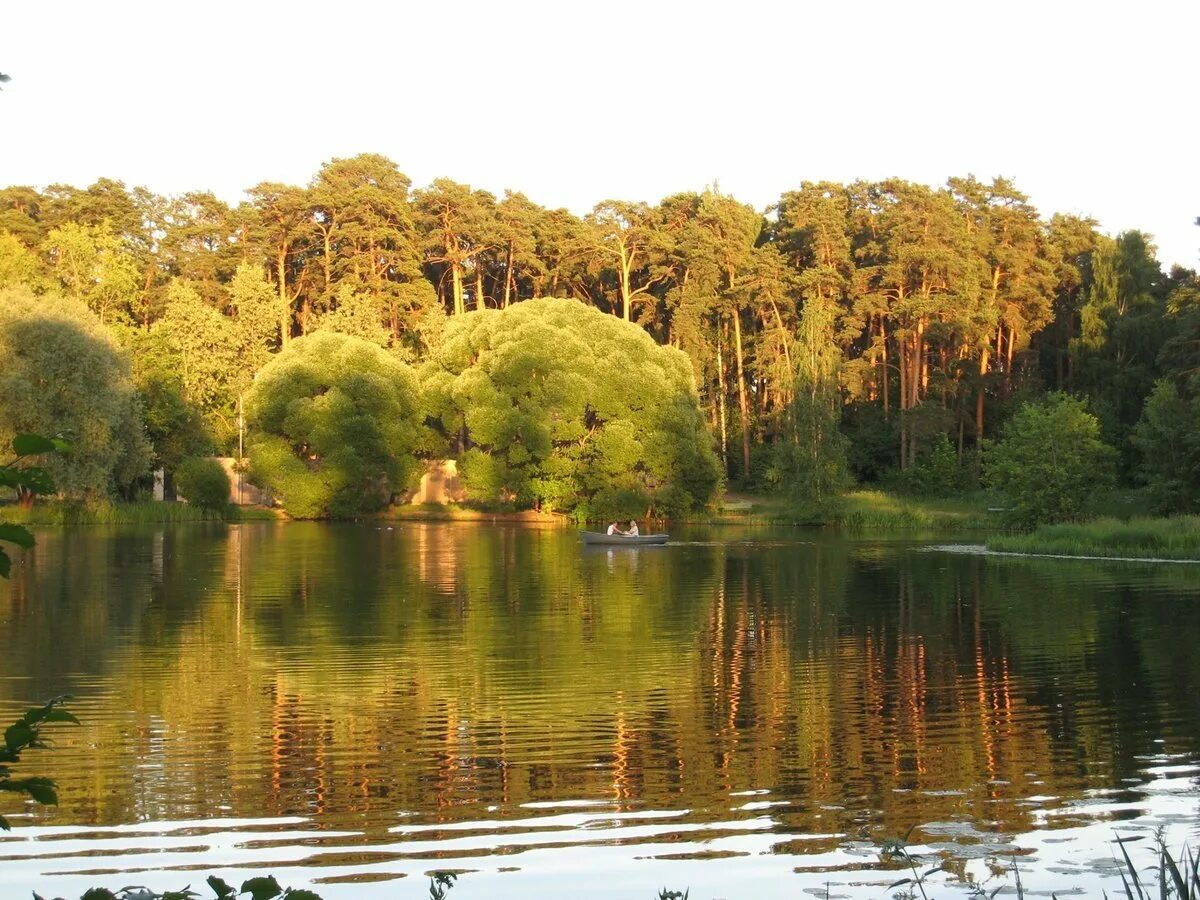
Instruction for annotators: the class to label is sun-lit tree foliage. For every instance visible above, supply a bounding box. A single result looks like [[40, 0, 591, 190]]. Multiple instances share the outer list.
[[0, 158, 1194, 514], [421, 297, 722, 518], [245, 331, 423, 518], [0, 287, 150, 500]]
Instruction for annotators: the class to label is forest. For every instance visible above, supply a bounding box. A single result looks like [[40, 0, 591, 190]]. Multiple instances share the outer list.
[[0, 153, 1198, 521]]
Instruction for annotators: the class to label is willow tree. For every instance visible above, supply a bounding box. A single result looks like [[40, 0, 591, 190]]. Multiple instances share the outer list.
[[0, 287, 150, 499], [421, 297, 721, 518], [245, 331, 423, 518]]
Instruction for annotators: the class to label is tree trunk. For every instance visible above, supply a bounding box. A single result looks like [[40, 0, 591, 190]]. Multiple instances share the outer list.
[[451, 264, 464, 315], [975, 343, 989, 471], [475, 269, 485, 310], [717, 335, 729, 475], [621, 265, 632, 320], [881, 319, 890, 419], [503, 242, 515, 308], [276, 245, 290, 347], [898, 332, 908, 469], [732, 310, 751, 481]]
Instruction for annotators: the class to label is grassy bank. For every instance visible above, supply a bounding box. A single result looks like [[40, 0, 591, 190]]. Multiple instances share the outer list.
[[837, 490, 995, 532], [0, 501, 278, 525], [685, 490, 996, 532], [987, 515, 1200, 560]]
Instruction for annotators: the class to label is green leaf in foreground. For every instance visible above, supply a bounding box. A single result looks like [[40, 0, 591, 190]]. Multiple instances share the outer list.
[[0, 523, 35, 549], [11, 433, 57, 456], [241, 875, 283, 900], [206, 875, 236, 898]]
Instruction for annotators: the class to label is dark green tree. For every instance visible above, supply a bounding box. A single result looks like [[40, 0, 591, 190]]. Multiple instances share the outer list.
[[985, 392, 1116, 526]]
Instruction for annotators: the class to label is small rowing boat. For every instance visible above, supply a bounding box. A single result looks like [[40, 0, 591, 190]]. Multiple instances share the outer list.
[[580, 531, 669, 546]]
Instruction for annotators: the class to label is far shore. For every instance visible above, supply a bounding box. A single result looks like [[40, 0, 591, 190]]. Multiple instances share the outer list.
[[6, 494, 1200, 563]]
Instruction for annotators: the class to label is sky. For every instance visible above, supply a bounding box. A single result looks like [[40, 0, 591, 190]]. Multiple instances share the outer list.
[[2, 0, 1197, 268]]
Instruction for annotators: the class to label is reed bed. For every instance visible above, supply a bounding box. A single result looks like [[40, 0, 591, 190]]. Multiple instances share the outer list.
[[0, 501, 275, 525], [988, 515, 1200, 560]]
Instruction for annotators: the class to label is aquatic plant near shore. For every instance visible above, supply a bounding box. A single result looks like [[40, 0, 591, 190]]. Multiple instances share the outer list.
[[987, 515, 1200, 560]]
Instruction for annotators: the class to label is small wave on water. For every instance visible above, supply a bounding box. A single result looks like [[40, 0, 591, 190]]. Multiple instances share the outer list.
[[923, 543, 1200, 564]]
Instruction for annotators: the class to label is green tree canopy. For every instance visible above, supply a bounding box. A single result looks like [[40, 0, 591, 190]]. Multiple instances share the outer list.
[[0, 287, 151, 500], [245, 331, 423, 518], [421, 297, 722, 518]]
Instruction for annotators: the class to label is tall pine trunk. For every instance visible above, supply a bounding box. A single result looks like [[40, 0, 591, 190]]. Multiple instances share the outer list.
[[732, 310, 751, 481]]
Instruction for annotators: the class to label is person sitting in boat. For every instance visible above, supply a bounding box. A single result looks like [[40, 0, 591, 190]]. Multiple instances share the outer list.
[[626, 520, 640, 536], [606, 522, 624, 535]]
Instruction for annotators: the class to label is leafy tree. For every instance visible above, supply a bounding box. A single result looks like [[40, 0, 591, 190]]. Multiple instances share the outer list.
[[764, 294, 851, 505], [143, 279, 243, 446], [245, 331, 423, 518], [985, 392, 1115, 526], [308, 282, 390, 348], [0, 229, 49, 290], [0, 287, 150, 500], [41, 221, 140, 326], [134, 368, 210, 473], [228, 261, 280, 374], [1070, 231, 1169, 476], [1131, 379, 1200, 513], [421, 297, 721, 517]]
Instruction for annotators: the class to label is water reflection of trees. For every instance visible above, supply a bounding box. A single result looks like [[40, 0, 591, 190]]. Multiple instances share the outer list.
[[0, 526, 1197, 844]]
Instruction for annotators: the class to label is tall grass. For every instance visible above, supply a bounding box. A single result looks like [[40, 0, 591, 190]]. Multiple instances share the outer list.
[[0, 501, 275, 525], [988, 516, 1200, 560], [837, 490, 994, 533]]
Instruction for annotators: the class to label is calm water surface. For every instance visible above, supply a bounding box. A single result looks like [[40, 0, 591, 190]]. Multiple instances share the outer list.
[[1, 522, 1198, 898]]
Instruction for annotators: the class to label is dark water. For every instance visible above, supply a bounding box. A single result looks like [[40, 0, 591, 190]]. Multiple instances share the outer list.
[[1, 522, 1198, 898]]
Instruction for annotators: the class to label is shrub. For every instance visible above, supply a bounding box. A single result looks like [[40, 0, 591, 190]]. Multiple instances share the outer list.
[[985, 392, 1116, 527], [175, 457, 231, 510], [892, 436, 974, 497]]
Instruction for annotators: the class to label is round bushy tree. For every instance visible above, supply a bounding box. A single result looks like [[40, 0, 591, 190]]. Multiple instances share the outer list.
[[986, 392, 1116, 527], [0, 287, 151, 500], [421, 297, 721, 517], [245, 331, 423, 518], [174, 457, 231, 511]]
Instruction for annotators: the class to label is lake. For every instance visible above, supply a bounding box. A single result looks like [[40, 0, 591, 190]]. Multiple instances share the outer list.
[[1, 522, 1198, 898]]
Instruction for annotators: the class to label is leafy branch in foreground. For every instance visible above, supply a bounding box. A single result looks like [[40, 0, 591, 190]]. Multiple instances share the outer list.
[[0, 432, 70, 576], [0, 695, 77, 830]]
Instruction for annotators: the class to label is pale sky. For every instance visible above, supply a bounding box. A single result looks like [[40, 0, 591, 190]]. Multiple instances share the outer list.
[[3, 0, 1197, 268]]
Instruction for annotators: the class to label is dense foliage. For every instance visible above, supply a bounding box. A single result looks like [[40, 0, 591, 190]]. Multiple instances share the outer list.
[[985, 393, 1116, 526], [245, 331, 422, 518], [0, 160, 1196, 518], [422, 298, 721, 517], [0, 287, 150, 500], [175, 456, 231, 511]]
